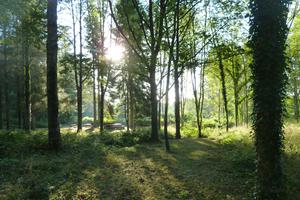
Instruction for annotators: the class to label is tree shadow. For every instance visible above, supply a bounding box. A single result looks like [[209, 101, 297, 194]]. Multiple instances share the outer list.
[[1, 130, 299, 200]]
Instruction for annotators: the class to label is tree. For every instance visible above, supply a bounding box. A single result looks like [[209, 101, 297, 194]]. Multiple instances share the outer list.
[[109, 0, 167, 142], [47, 0, 61, 150], [249, 0, 290, 199]]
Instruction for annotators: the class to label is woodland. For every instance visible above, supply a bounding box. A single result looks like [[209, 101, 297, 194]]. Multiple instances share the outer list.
[[0, 0, 299, 199]]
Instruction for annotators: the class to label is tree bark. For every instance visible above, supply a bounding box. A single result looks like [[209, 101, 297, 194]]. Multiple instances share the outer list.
[[3, 25, 10, 130], [47, 0, 61, 150], [150, 61, 158, 142], [250, 0, 289, 198], [174, 0, 181, 139], [217, 51, 229, 132], [24, 43, 31, 132], [293, 77, 299, 122], [17, 74, 22, 128], [77, 0, 83, 133], [99, 82, 105, 132]]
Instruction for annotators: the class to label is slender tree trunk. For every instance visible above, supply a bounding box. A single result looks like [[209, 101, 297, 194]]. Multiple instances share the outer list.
[[129, 82, 134, 130], [180, 75, 186, 127], [17, 74, 22, 128], [198, 0, 208, 136], [217, 51, 229, 132], [163, 61, 171, 152], [199, 64, 205, 134], [191, 69, 201, 137], [243, 59, 249, 127], [24, 43, 31, 132], [150, 61, 158, 142], [77, 0, 83, 132], [98, 75, 101, 128], [47, 0, 61, 150], [232, 57, 239, 127], [0, 57, 2, 129], [234, 82, 239, 127], [218, 86, 221, 125], [174, 0, 181, 139], [93, 60, 97, 126], [3, 25, 9, 130], [125, 86, 129, 131], [99, 82, 105, 132], [174, 68, 181, 139], [293, 77, 299, 122], [77, 87, 83, 132]]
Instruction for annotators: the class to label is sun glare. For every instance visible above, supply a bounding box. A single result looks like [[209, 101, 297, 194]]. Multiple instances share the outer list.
[[106, 44, 124, 62]]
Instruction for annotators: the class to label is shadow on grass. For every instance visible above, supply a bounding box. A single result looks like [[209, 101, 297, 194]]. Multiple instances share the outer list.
[[115, 138, 256, 200], [0, 131, 143, 200], [0, 129, 299, 200]]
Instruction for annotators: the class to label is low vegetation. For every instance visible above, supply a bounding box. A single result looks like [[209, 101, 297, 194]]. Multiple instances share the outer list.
[[1, 124, 299, 200]]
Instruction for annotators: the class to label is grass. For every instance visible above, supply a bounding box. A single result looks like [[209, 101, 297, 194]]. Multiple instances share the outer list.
[[0, 125, 299, 200]]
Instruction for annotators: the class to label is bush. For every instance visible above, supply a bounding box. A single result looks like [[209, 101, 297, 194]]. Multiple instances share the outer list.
[[181, 126, 198, 138], [82, 116, 94, 124], [135, 117, 151, 127], [99, 129, 151, 147]]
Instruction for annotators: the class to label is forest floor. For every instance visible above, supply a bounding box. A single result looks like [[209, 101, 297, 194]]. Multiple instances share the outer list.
[[0, 124, 299, 200]]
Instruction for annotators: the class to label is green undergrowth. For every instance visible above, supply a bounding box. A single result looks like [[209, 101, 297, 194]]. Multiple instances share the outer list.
[[0, 125, 299, 200]]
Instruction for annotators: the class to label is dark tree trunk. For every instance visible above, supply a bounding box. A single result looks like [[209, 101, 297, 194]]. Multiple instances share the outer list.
[[234, 83, 239, 127], [3, 25, 10, 130], [180, 75, 186, 128], [24, 43, 31, 132], [163, 62, 171, 152], [174, 68, 181, 139], [47, 0, 61, 150], [77, 86, 83, 132], [244, 60, 249, 127], [191, 68, 201, 138], [17, 75, 22, 128], [0, 58, 2, 130], [150, 63, 158, 142], [77, 0, 83, 133], [92, 61, 97, 126], [250, 0, 289, 199], [217, 51, 229, 132], [293, 77, 299, 122], [174, 0, 181, 139], [99, 82, 105, 132]]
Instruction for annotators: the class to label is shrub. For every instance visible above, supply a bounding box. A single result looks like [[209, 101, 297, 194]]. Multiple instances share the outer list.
[[135, 117, 151, 127]]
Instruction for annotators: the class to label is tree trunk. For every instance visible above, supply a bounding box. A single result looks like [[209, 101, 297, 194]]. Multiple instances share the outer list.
[[99, 82, 105, 132], [250, 0, 289, 198], [17, 74, 22, 128], [293, 77, 299, 122], [150, 60, 158, 142], [191, 69, 201, 138], [174, 68, 181, 139], [77, 86, 83, 132], [234, 82, 239, 127], [180, 75, 186, 127], [3, 25, 10, 130], [24, 43, 31, 132], [163, 61, 171, 152], [93, 60, 97, 126], [77, 0, 83, 133], [174, 0, 181, 139], [0, 59, 2, 130], [217, 51, 229, 132], [47, 0, 61, 150]]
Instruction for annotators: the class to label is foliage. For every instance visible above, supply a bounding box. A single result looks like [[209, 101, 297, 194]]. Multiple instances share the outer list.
[[249, 0, 291, 199]]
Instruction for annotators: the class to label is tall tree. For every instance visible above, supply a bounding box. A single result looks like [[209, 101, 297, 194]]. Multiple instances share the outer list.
[[47, 0, 61, 149], [109, 0, 167, 142], [249, 0, 290, 199]]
